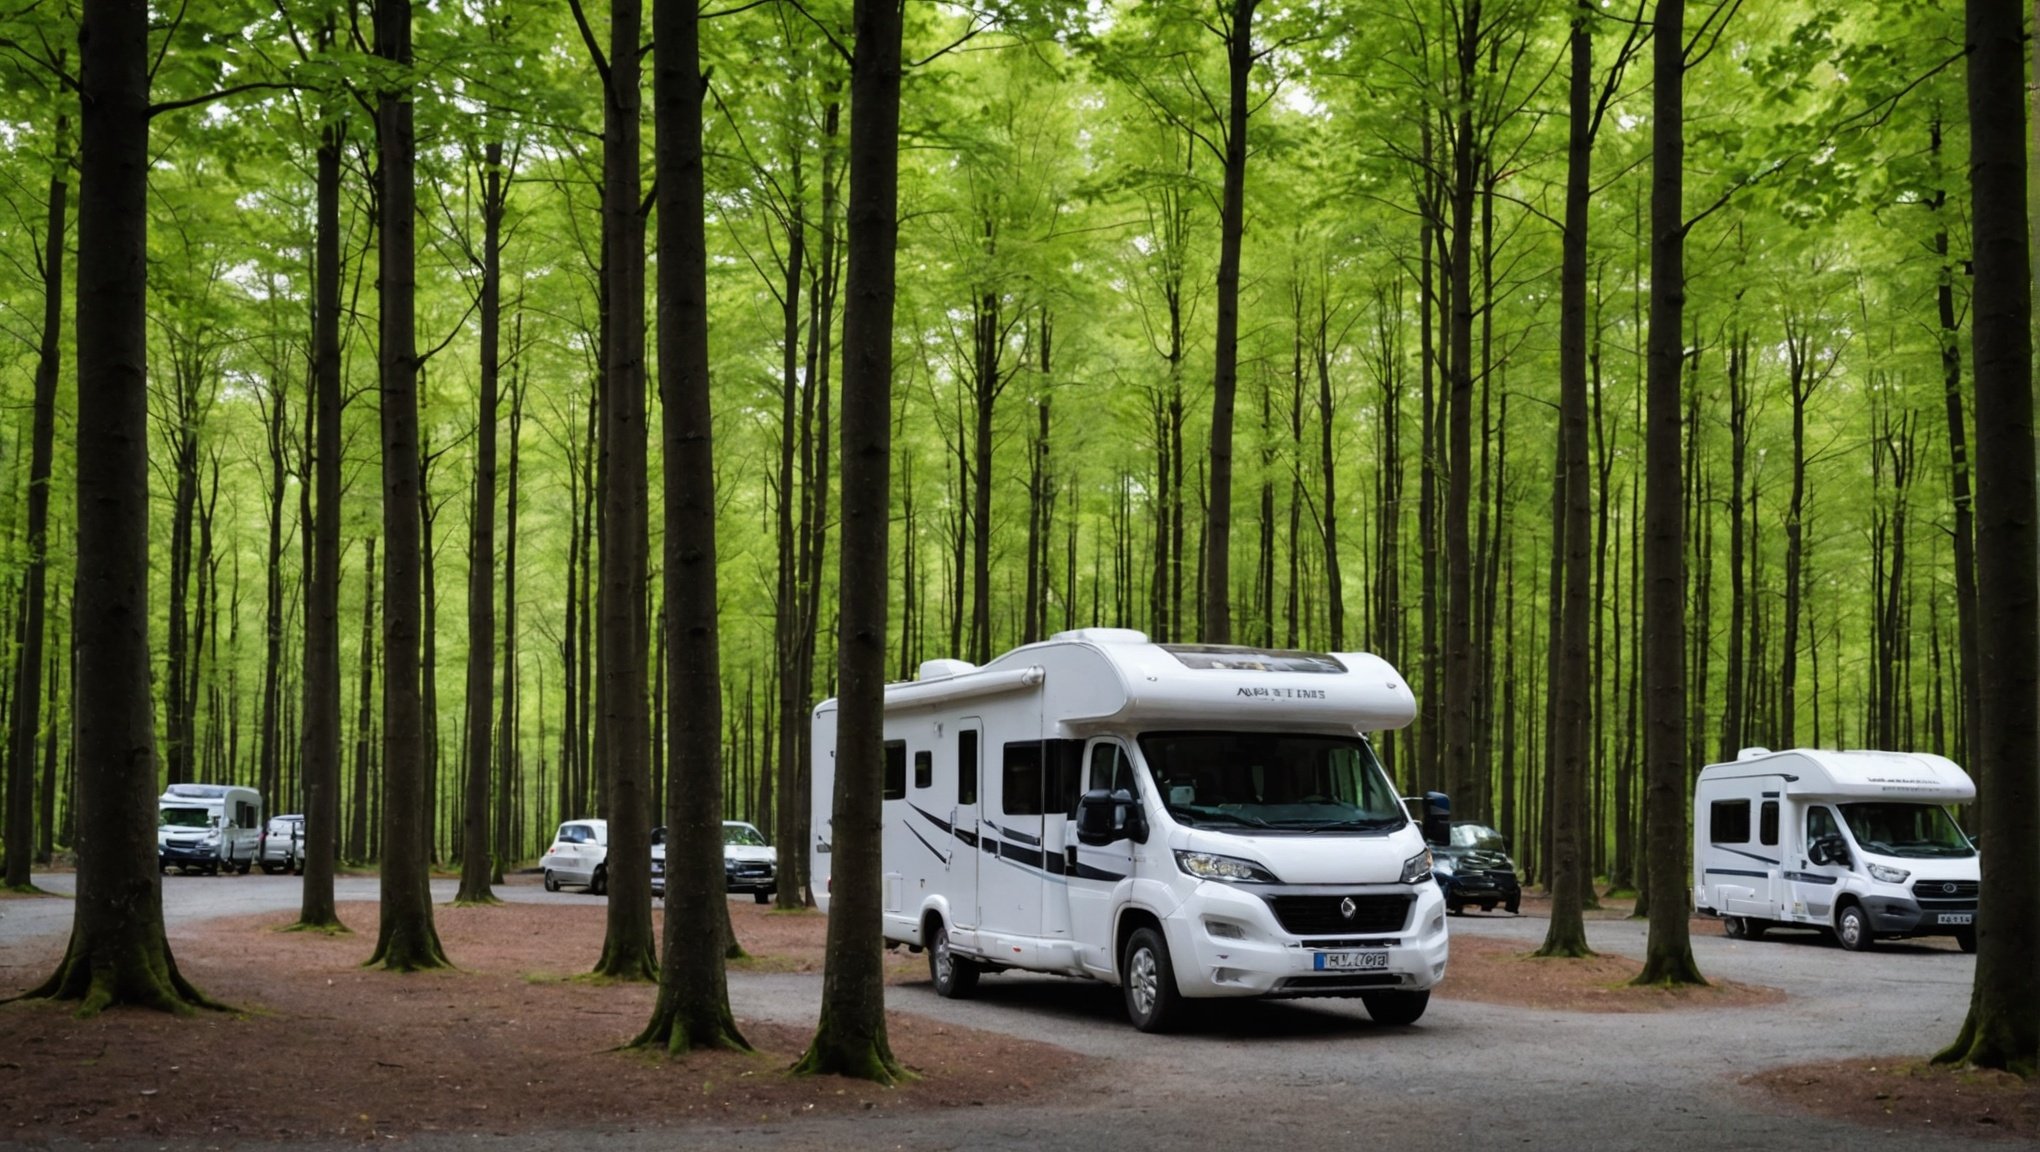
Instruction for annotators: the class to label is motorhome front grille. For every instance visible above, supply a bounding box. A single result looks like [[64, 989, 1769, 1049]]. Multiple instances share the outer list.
[[1264, 893, 1412, 936], [1275, 973, 1403, 996], [1913, 879, 1978, 910]]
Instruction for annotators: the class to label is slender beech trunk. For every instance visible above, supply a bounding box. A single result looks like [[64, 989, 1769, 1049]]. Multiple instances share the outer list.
[[457, 141, 506, 905], [1931, 117, 1982, 768], [23, 0, 213, 1011], [639, 0, 746, 1046], [350, 539, 376, 862], [298, 79, 346, 928], [1634, 0, 1702, 986], [4, 102, 66, 890], [1201, 0, 1259, 644], [795, 0, 904, 1081], [1937, 0, 2037, 1071], [1538, 0, 1598, 960], [367, 0, 446, 970], [591, 0, 655, 980], [496, 338, 523, 884]]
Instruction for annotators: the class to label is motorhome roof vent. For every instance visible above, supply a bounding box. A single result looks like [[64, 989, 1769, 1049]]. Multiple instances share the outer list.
[[1736, 747, 1773, 762], [916, 658, 977, 682], [1048, 628, 1149, 645]]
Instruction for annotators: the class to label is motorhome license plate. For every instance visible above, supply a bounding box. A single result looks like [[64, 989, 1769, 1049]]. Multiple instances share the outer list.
[[1314, 950, 1390, 971], [1938, 913, 1973, 926]]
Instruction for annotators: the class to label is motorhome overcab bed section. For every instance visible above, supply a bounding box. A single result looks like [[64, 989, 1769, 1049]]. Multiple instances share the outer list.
[[811, 628, 1450, 1031]]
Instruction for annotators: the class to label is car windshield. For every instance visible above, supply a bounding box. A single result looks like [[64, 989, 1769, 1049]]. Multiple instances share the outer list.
[[159, 806, 211, 829], [1135, 731, 1408, 833], [723, 824, 766, 847], [1449, 824, 1508, 853], [1838, 803, 1975, 859]]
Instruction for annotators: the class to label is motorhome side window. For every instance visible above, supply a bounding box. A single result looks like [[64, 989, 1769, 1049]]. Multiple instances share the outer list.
[[914, 749, 933, 790], [1709, 799, 1751, 844], [236, 801, 257, 828], [1807, 805, 1839, 844], [1759, 801, 1779, 846], [1003, 742, 1042, 815], [884, 740, 907, 800], [957, 730, 978, 805], [1089, 742, 1138, 795]]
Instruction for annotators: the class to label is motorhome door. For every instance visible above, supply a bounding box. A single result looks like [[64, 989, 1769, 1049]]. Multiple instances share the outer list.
[[1068, 738, 1139, 975], [1787, 803, 1849, 924], [953, 718, 982, 933]]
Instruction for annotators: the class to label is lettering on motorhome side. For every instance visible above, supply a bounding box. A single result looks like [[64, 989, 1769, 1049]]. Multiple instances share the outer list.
[[1235, 686, 1328, 699]]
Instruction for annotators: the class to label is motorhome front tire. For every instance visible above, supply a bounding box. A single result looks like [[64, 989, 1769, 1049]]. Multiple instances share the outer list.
[[1361, 989, 1430, 1027], [1836, 904, 1873, 951], [1122, 927, 1184, 1034], [928, 923, 980, 998]]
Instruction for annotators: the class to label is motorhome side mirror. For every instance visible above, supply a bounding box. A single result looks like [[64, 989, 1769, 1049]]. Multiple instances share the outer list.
[[1077, 789, 1134, 846], [1422, 791, 1452, 847]]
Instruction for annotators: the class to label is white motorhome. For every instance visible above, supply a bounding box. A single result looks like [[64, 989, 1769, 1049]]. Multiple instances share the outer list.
[[1692, 748, 1979, 952], [810, 628, 1450, 1032], [157, 784, 264, 875]]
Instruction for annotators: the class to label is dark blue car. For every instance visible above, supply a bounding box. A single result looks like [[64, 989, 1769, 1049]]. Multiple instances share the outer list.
[[1432, 822, 1522, 915]]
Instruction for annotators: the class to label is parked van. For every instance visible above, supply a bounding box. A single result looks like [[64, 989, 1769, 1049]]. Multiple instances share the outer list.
[[810, 628, 1449, 1032], [157, 784, 263, 875], [1692, 747, 1978, 952]]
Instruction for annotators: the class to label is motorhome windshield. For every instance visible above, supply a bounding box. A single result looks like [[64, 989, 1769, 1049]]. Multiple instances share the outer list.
[[159, 806, 211, 829], [1136, 731, 1407, 833], [1838, 803, 1975, 859]]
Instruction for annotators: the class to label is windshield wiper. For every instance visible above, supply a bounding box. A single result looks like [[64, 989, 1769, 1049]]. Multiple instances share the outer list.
[[1295, 818, 1400, 833], [1177, 809, 1273, 829]]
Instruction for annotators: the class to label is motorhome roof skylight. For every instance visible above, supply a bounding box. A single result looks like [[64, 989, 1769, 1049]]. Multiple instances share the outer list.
[[1159, 644, 1348, 674]]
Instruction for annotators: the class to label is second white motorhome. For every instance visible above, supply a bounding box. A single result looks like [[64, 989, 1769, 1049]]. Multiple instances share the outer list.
[[157, 783, 263, 875], [811, 628, 1450, 1032], [1693, 747, 1979, 952]]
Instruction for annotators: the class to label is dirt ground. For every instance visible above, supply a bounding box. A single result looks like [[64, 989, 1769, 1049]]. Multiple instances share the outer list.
[[0, 897, 1082, 1143], [1, 883, 2020, 1144], [1752, 1059, 2040, 1141]]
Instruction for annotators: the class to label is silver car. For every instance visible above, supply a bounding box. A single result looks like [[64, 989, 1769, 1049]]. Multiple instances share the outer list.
[[542, 819, 609, 894], [260, 814, 305, 874]]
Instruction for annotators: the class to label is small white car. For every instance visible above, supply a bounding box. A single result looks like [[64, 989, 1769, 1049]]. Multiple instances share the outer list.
[[542, 819, 609, 894], [259, 814, 305, 874], [651, 821, 779, 903]]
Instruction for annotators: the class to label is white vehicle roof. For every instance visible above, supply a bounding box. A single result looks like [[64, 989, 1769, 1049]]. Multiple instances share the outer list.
[[1697, 747, 1973, 804], [820, 628, 1416, 736]]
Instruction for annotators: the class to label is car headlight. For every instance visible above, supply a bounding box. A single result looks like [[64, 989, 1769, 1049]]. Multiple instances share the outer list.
[[1173, 850, 1279, 883], [1430, 853, 1456, 875], [1866, 863, 1910, 884], [1400, 849, 1434, 885]]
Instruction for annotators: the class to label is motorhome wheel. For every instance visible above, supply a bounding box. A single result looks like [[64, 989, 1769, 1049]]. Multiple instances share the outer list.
[[1361, 989, 1430, 1027], [1122, 927, 1183, 1033], [929, 923, 979, 998], [1836, 904, 1873, 951]]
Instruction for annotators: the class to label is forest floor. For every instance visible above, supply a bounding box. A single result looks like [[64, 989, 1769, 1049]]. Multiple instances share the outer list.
[[2, 878, 2030, 1145]]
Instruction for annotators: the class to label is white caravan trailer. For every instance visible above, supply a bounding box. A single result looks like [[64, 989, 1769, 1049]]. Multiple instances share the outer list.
[[157, 783, 264, 875], [1692, 748, 1978, 952], [810, 628, 1450, 1032]]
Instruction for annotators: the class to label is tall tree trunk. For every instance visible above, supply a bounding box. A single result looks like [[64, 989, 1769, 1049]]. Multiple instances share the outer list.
[[367, 0, 448, 971], [298, 80, 346, 929], [350, 538, 376, 863], [1937, 0, 2036, 1071], [638, 0, 746, 1047], [257, 376, 286, 826], [457, 140, 506, 906], [1441, 0, 1480, 818], [794, 0, 905, 1081], [1201, 0, 1259, 644], [591, 0, 655, 981], [1538, 2, 1596, 959], [1634, 0, 1702, 987], [4, 101, 66, 891], [1931, 116, 1982, 768], [22, 0, 213, 1011], [495, 365, 523, 884]]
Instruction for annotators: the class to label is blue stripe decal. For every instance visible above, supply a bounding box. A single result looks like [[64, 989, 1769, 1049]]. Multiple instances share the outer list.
[[1705, 867, 1769, 879], [986, 821, 1041, 847], [907, 824, 951, 866], [1717, 846, 1781, 866], [1782, 871, 1839, 886]]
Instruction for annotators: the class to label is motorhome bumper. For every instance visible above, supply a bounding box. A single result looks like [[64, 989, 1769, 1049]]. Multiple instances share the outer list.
[[1864, 896, 1975, 936], [1173, 880, 1450, 998], [159, 842, 217, 862]]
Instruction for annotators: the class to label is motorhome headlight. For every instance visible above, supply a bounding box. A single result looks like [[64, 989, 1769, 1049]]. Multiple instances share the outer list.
[[1400, 849, 1434, 885], [1866, 863, 1910, 885], [1173, 850, 1278, 884]]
